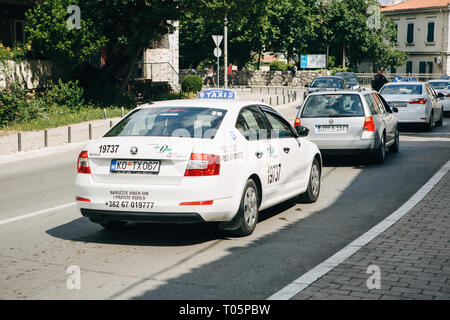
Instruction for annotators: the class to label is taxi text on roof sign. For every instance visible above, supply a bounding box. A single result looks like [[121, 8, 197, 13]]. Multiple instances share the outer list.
[[401, 77, 418, 82], [197, 89, 238, 100], [394, 76, 418, 82], [441, 75, 450, 80]]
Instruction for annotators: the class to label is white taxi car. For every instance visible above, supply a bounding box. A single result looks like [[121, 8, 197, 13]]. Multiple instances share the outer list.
[[76, 89, 322, 236], [427, 79, 450, 115], [379, 81, 444, 131]]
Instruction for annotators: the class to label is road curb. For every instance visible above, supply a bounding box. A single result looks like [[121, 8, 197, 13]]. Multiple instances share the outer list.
[[267, 159, 450, 300]]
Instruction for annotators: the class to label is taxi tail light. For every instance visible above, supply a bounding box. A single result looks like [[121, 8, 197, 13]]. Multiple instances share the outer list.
[[184, 153, 220, 176], [76, 196, 90, 202], [294, 118, 301, 129], [445, 94, 450, 97], [77, 151, 91, 174], [363, 117, 375, 132], [408, 98, 427, 105], [179, 200, 214, 206]]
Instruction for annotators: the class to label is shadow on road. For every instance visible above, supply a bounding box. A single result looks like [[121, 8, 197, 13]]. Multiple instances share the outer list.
[[44, 134, 448, 299], [46, 201, 296, 247]]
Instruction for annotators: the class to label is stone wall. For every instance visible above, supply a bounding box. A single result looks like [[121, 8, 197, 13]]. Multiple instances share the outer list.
[[142, 21, 179, 88], [0, 60, 53, 89], [180, 69, 326, 87]]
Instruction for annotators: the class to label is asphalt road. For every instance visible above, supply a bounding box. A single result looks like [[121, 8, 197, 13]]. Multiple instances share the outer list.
[[0, 103, 449, 299]]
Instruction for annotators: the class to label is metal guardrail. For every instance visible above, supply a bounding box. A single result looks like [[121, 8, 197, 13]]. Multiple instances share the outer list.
[[355, 73, 445, 86]]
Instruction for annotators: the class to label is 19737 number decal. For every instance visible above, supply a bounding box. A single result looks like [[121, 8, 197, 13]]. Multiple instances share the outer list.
[[99, 144, 119, 153]]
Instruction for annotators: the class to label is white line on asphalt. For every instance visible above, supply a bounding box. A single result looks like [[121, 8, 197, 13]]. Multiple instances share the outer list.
[[0, 202, 76, 226], [267, 159, 450, 300]]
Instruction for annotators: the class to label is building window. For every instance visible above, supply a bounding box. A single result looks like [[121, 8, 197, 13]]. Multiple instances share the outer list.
[[390, 66, 397, 74], [406, 61, 413, 73], [427, 22, 435, 42], [394, 24, 398, 43], [407, 23, 414, 44], [419, 61, 426, 74], [427, 62, 433, 74], [13, 20, 26, 43]]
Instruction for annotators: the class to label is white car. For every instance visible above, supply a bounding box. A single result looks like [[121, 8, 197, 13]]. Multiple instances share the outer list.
[[75, 89, 322, 236], [379, 82, 444, 131], [427, 79, 450, 115]]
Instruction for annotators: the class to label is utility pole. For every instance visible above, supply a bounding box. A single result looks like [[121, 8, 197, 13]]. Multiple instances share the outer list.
[[342, 42, 346, 69], [224, 15, 228, 89]]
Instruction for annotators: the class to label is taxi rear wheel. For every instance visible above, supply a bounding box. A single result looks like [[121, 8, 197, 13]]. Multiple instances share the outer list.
[[388, 128, 399, 153], [298, 158, 321, 203], [425, 112, 434, 131], [230, 180, 259, 237], [373, 135, 386, 164], [436, 110, 443, 127]]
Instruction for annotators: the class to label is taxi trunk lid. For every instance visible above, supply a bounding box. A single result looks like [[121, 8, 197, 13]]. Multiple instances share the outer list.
[[86, 137, 196, 185]]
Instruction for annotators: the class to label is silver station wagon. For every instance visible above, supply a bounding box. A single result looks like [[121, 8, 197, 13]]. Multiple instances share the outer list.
[[295, 90, 399, 164]]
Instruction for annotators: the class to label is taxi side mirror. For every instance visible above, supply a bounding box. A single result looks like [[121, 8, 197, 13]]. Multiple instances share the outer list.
[[305, 83, 310, 88], [437, 92, 444, 99], [296, 126, 309, 137], [392, 107, 399, 113]]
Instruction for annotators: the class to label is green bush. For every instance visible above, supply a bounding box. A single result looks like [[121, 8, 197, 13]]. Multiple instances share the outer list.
[[43, 79, 84, 111], [0, 82, 29, 126], [269, 61, 288, 71], [182, 75, 203, 93]]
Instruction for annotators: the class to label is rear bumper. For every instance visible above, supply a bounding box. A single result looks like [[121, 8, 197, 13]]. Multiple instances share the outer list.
[[75, 174, 240, 222], [396, 108, 428, 123], [309, 135, 379, 152], [443, 100, 450, 112], [81, 209, 204, 224]]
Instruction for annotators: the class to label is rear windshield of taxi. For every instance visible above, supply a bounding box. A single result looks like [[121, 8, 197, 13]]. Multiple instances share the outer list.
[[380, 84, 422, 95], [301, 94, 364, 118], [311, 78, 343, 88], [104, 107, 227, 139], [428, 82, 450, 90]]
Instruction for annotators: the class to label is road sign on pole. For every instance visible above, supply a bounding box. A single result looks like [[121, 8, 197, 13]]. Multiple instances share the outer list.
[[212, 35, 223, 88], [213, 47, 222, 58], [212, 35, 223, 47]]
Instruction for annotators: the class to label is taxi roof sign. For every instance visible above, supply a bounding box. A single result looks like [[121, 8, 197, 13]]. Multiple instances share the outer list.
[[197, 89, 238, 100], [440, 75, 450, 80], [401, 77, 418, 82]]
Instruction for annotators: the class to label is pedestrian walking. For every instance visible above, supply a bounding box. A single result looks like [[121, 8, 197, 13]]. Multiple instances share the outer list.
[[291, 65, 298, 85], [372, 68, 389, 92], [204, 66, 216, 86], [227, 63, 234, 87]]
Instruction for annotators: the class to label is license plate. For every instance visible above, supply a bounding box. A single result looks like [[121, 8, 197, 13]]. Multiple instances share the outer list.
[[111, 160, 160, 174], [390, 101, 407, 108], [316, 125, 348, 133]]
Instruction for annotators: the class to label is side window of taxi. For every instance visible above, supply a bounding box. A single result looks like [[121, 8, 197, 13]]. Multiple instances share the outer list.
[[364, 94, 379, 115], [372, 93, 386, 114], [236, 106, 269, 141], [425, 84, 436, 98], [261, 110, 296, 139]]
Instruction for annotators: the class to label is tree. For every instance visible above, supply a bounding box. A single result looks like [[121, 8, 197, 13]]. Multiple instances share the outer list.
[[26, 0, 179, 105], [318, 0, 407, 70], [179, 0, 271, 70], [265, 0, 321, 63]]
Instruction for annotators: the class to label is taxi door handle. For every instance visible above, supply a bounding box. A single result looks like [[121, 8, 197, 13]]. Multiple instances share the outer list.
[[255, 151, 263, 158], [283, 147, 290, 154]]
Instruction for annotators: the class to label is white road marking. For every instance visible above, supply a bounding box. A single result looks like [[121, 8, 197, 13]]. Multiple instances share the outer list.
[[0, 202, 76, 226], [267, 159, 450, 300]]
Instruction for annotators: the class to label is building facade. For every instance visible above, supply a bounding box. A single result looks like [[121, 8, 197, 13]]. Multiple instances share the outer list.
[[382, 0, 450, 75]]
